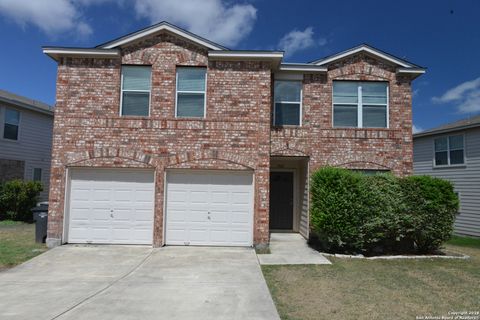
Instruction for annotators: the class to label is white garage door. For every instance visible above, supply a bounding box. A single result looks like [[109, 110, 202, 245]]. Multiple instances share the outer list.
[[68, 169, 155, 244], [166, 171, 254, 246]]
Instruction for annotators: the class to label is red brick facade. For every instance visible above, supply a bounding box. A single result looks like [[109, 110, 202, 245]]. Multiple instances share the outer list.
[[272, 53, 413, 176], [47, 33, 415, 247]]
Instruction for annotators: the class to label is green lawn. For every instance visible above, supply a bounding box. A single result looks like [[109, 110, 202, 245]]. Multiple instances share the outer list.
[[447, 235, 480, 249], [0, 221, 47, 270], [263, 238, 480, 320]]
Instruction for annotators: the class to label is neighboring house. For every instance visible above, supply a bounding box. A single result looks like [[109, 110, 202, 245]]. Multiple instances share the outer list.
[[0, 89, 54, 201], [42, 21, 424, 248], [414, 115, 480, 237]]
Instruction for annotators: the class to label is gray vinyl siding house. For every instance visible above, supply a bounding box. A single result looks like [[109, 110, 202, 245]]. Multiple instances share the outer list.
[[413, 115, 480, 237], [0, 90, 54, 201]]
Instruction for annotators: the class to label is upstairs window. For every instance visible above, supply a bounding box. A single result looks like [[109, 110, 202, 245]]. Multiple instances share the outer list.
[[333, 81, 388, 128], [434, 135, 464, 166], [274, 80, 302, 126], [120, 66, 151, 116], [3, 108, 20, 140], [176, 67, 206, 118]]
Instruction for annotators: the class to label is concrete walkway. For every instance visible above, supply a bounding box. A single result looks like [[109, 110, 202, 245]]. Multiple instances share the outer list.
[[0, 245, 279, 320], [257, 233, 331, 265]]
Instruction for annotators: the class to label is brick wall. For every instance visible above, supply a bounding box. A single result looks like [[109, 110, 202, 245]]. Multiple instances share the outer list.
[[47, 34, 272, 246], [47, 35, 413, 247], [271, 53, 413, 176]]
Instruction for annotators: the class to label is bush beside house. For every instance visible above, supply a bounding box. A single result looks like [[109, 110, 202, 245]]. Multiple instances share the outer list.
[[309, 167, 458, 255], [0, 180, 43, 222]]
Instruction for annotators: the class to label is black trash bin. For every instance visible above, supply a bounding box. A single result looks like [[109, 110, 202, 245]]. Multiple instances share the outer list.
[[31, 204, 48, 243]]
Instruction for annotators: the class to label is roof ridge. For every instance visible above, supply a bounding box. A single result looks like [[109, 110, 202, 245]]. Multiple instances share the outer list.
[[0, 89, 53, 114], [414, 114, 480, 137]]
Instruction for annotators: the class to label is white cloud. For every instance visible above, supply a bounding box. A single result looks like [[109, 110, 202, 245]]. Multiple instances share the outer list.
[[278, 27, 326, 58], [0, 0, 92, 37], [133, 0, 257, 47], [412, 125, 423, 134], [433, 77, 480, 113]]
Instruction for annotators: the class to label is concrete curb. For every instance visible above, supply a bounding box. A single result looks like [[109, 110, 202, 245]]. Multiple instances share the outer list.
[[319, 251, 470, 260]]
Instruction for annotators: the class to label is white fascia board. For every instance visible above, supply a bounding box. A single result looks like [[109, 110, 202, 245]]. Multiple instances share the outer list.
[[43, 48, 120, 61], [396, 67, 426, 74], [101, 24, 225, 50], [313, 46, 412, 68], [208, 51, 284, 60], [279, 64, 327, 73]]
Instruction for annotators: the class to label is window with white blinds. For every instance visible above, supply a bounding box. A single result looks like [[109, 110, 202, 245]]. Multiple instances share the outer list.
[[176, 67, 206, 118], [120, 66, 151, 116], [333, 81, 388, 128], [274, 80, 302, 126]]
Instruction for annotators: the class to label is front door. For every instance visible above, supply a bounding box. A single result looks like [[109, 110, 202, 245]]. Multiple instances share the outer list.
[[269, 171, 294, 230]]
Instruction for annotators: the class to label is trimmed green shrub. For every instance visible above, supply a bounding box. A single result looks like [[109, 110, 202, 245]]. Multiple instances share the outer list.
[[0, 180, 43, 222], [400, 175, 458, 253], [310, 167, 365, 253], [309, 167, 458, 255]]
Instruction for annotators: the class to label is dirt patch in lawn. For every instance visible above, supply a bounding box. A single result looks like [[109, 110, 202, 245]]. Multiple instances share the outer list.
[[0, 221, 47, 270], [262, 245, 480, 320]]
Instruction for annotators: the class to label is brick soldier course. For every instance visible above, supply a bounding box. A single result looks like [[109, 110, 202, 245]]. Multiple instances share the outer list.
[[44, 22, 424, 248]]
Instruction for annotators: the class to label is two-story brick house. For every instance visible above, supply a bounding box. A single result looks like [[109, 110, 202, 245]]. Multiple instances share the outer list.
[[43, 22, 424, 248]]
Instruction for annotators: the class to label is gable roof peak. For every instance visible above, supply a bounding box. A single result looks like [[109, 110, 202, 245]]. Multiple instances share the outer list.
[[96, 21, 228, 51], [310, 43, 423, 69]]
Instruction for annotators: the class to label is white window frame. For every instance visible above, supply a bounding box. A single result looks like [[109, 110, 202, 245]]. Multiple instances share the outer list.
[[332, 81, 389, 128], [273, 80, 303, 127], [3, 107, 21, 141], [433, 134, 466, 167], [119, 65, 152, 117], [175, 67, 207, 118]]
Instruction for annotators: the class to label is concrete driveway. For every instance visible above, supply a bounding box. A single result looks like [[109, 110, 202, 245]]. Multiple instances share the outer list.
[[0, 245, 279, 320]]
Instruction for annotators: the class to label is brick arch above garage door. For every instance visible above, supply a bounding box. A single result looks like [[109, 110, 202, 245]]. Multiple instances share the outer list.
[[167, 149, 256, 170], [63, 147, 162, 168]]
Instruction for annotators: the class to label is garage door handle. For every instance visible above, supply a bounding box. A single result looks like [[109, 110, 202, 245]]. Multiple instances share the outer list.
[[110, 213, 114, 218]]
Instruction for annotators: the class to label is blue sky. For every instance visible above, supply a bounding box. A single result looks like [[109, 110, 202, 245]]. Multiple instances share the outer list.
[[0, 0, 479, 132]]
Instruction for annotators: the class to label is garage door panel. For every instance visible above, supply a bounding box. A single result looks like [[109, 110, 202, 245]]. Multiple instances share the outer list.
[[210, 191, 229, 204], [72, 188, 90, 201], [210, 210, 228, 223], [166, 228, 187, 244], [190, 191, 209, 204], [210, 229, 229, 242], [231, 230, 250, 243], [166, 171, 253, 247], [91, 227, 110, 241], [68, 169, 154, 245], [111, 208, 131, 221], [92, 188, 112, 201], [188, 210, 209, 222], [168, 190, 188, 203], [232, 192, 250, 204], [168, 209, 187, 222], [189, 228, 209, 242], [135, 189, 155, 202], [230, 211, 250, 224], [70, 208, 90, 221], [134, 209, 156, 222]]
